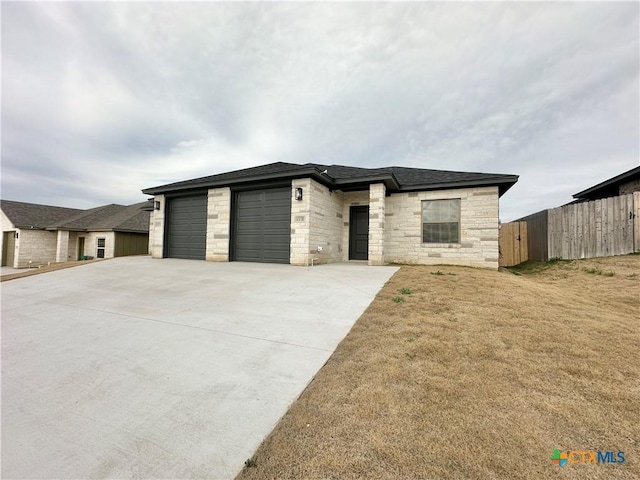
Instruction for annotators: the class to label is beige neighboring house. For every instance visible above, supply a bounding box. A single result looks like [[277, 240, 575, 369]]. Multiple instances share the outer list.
[[1, 200, 151, 268], [142, 162, 518, 269]]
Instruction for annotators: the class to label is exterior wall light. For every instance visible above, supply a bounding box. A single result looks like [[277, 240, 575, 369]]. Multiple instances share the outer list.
[[295, 187, 303, 201], [154, 201, 161, 210]]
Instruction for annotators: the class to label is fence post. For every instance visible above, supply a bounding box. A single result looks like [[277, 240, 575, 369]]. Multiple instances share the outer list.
[[634, 192, 640, 253]]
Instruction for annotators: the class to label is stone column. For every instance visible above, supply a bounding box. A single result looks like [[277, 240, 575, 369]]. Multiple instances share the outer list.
[[56, 230, 70, 263], [368, 183, 386, 265], [290, 178, 311, 265], [206, 187, 231, 261], [151, 194, 165, 258]]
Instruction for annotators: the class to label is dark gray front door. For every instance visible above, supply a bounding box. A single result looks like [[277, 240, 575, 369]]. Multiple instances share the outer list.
[[349, 206, 369, 260], [233, 187, 291, 264], [166, 195, 207, 260]]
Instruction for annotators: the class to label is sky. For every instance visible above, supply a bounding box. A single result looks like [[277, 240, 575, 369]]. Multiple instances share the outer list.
[[1, 2, 638, 221]]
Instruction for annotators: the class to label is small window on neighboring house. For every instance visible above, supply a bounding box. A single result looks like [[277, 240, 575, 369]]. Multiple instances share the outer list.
[[97, 238, 106, 258], [422, 199, 461, 244]]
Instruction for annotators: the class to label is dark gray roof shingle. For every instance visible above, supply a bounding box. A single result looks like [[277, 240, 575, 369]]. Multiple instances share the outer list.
[[142, 162, 518, 196], [1, 200, 150, 233], [0, 200, 83, 229], [53, 202, 150, 232]]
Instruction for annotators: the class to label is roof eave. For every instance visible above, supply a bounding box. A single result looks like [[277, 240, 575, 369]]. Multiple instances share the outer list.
[[572, 166, 640, 199], [45, 227, 87, 232], [396, 176, 519, 197], [15, 225, 47, 230], [142, 167, 329, 195], [112, 228, 149, 234], [333, 174, 401, 191]]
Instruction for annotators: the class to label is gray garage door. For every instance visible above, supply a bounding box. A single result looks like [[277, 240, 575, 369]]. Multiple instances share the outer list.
[[234, 187, 291, 264], [167, 195, 207, 260]]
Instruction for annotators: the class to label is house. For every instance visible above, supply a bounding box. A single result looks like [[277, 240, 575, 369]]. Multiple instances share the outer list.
[[1, 200, 151, 268], [142, 162, 518, 269], [572, 165, 640, 202]]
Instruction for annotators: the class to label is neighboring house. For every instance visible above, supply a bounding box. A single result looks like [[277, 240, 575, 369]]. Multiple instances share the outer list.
[[142, 162, 518, 269], [572, 165, 640, 202], [511, 165, 640, 263], [1, 200, 151, 268]]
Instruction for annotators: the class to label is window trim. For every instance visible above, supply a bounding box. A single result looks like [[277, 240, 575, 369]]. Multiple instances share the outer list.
[[421, 198, 461, 245], [96, 237, 106, 258]]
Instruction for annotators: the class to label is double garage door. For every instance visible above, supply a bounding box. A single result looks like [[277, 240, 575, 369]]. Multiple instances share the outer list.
[[166, 187, 291, 263]]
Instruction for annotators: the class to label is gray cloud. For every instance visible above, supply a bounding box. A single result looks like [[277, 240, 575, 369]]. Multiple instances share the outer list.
[[1, 2, 638, 219]]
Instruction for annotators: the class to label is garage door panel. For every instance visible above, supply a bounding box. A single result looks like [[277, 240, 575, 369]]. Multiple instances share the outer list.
[[234, 187, 291, 264], [167, 195, 207, 260]]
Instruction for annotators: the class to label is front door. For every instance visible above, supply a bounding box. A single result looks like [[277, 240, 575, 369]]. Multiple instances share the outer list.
[[2, 232, 15, 267], [77, 237, 85, 260], [349, 206, 369, 260]]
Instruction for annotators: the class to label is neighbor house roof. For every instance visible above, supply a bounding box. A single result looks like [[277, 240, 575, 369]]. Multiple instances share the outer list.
[[0, 200, 150, 233], [572, 166, 640, 201], [142, 162, 519, 197], [50, 202, 150, 233], [0, 200, 84, 229]]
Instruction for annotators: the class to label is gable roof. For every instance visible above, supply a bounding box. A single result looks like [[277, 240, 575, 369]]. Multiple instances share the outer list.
[[142, 162, 519, 197], [573, 165, 640, 201], [51, 202, 150, 233], [0, 200, 84, 229], [0, 200, 150, 233]]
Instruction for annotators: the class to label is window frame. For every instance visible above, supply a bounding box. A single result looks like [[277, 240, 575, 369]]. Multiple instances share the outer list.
[[96, 237, 106, 258], [421, 198, 461, 245]]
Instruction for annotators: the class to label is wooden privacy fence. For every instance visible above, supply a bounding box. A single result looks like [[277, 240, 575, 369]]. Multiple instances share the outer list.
[[548, 192, 638, 260], [502, 192, 640, 266], [499, 221, 528, 267]]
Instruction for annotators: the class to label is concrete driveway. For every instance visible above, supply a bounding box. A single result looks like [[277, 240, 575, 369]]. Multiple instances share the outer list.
[[1, 256, 397, 479]]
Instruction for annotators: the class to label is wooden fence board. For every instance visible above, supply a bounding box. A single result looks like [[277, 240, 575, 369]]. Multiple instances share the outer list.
[[635, 192, 640, 253], [546, 193, 635, 260], [518, 210, 547, 261], [499, 221, 528, 266]]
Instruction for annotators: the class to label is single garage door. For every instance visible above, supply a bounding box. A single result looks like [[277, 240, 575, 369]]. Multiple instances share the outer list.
[[167, 195, 207, 260], [233, 187, 291, 263]]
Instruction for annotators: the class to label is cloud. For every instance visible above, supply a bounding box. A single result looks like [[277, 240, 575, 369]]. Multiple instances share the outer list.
[[1, 2, 638, 220]]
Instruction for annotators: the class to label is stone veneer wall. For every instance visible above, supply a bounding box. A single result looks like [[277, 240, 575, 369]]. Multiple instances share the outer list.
[[384, 186, 500, 269], [290, 179, 311, 265], [619, 178, 640, 195], [78, 232, 116, 260], [206, 187, 231, 261], [150, 194, 165, 258], [14, 229, 58, 268], [67, 232, 78, 261], [368, 183, 386, 265], [308, 180, 343, 264], [55, 231, 69, 262], [291, 179, 343, 265]]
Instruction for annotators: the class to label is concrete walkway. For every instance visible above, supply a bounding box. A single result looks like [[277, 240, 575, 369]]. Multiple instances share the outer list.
[[1, 256, 397, 479]]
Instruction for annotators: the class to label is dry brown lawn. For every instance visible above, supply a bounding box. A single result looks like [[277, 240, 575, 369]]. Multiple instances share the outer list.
[[238, 255, 639, 480]]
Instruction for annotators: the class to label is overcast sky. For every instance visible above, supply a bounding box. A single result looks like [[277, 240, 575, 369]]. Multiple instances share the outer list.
[[1, 2, 638, 221]]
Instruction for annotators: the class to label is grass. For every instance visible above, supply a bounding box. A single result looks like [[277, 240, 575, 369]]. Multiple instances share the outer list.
[[506, 256, 574, 275], [237, 255, 639, 480]]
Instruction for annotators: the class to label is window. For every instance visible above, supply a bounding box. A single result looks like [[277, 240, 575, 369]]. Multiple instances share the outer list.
[[96, 237, 106, 258], [422, 199, 460, 244]]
